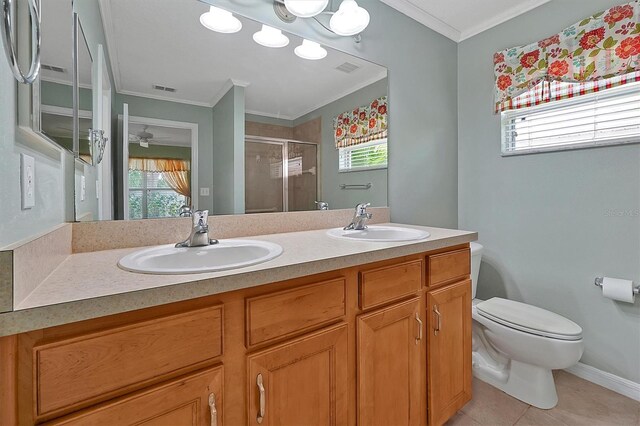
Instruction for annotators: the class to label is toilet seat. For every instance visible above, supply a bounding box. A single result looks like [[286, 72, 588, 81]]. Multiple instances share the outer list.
[[476, 298, 583, 341]]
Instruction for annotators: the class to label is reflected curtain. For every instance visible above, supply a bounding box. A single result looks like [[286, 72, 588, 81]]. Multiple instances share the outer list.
[[333, 96, 388, 148], [128, 158, 191, 199], [494, 0, 640, 113]]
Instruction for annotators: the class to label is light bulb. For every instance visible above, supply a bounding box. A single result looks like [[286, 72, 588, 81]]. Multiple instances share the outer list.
[[199, 6, 242, 34], [253, 25, 290, 48], [329, 0, 370, 36], [294, 39, 327, 60], [284, 0, 329, 18]]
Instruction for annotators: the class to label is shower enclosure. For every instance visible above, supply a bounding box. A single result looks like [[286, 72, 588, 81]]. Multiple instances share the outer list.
[[245, 137, 318, 213]]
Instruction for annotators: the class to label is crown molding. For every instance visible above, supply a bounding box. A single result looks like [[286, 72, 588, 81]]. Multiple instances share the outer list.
[[380, 0, 461, 42], [381, 0, 551, 43], [458, 0, 551, 41]]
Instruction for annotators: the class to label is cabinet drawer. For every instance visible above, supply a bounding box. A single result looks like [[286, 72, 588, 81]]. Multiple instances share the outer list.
[[427, 248, 470, 288], [359, 260, 423, 310], [246, 279, 346, 347], [47, 366, 223, 426], [35, 305, 223, 418]]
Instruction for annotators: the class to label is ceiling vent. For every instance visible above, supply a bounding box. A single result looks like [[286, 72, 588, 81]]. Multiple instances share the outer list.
[[335, 62, 359, 73], [152, 84, 176, 93], [41, 64, 66, 73]]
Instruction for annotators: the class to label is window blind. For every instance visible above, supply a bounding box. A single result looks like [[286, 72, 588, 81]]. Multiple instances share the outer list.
[[339, 138, 388, 172], [501, 81, 640, 154]]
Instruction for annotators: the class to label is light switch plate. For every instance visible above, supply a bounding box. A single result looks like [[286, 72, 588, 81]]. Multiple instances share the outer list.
[[200, 187, 210, 196], [20, 153, 35, 209]]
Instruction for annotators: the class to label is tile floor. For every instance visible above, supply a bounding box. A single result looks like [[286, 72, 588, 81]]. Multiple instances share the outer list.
[[447, 371, 640, 426]]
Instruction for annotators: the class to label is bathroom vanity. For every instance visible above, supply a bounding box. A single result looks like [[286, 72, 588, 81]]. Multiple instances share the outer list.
[[0, 220, 475, 426]]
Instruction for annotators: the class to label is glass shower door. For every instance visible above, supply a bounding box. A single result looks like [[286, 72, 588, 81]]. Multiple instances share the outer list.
[[245, 140, 284, 213], [287, 142, 317, 212]]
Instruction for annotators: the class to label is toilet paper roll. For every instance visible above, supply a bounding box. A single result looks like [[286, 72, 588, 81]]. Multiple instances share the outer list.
[[601, 277, 636, 303]]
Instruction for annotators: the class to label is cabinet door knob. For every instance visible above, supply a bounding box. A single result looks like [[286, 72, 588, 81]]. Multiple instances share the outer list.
[[415, 313, 423, 344], [257, 373, 265, 424], [208, 393, 217, 426], [433, 305, 442, 336]]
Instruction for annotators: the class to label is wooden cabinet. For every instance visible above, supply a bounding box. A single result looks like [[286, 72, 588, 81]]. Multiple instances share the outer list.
[[357, 298, 425, 426], [247, 324, 348, 426], [426, 279, 472, 426], [47, 366, 223, 426], [0, 244, 473, 426]]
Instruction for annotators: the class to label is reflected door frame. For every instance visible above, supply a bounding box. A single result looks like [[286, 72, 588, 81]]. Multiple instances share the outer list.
[[245, 135, 320, 213], [121, 109, 199, 220]]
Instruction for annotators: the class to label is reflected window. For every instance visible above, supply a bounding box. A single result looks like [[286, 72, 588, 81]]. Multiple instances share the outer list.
[[128, 170, 187, 219], [338, 138, 388, 172]]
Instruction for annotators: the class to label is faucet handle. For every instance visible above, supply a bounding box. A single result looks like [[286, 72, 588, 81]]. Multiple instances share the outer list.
[[193, 210, 209, 227], [355, 202, 371, 215]]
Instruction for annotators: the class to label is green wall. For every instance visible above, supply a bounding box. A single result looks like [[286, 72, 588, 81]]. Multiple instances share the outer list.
[[128, 144, 191, 160]]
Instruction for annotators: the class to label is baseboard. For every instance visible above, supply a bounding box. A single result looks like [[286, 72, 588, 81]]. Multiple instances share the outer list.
[[565, 362, 640, 402]]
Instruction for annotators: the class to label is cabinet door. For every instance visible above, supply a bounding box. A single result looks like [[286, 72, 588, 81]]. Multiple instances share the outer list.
[[247, 324, 348, 426], [48, 366, 223, 426], [357, 298, 425, 426], [426, 280, 472, 426]]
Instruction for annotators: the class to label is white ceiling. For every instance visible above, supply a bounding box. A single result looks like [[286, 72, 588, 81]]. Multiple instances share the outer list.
[[380, 0, 551, 42], [128, 123, 192, 147], [98, 0, 387, 120]]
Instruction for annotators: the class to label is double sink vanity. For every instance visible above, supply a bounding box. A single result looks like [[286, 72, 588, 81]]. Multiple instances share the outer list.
[[0, 208, 476, 426]]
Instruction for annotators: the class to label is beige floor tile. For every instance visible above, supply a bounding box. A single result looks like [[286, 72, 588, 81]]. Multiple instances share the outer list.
[[445, 411, 483, 426], [516, 407, 568, 425], [539, 371, 640, 426], [461, 379, 529, 425]]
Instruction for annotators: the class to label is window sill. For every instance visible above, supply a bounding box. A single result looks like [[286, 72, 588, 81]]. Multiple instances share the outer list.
[[339, 166, 388, 173]]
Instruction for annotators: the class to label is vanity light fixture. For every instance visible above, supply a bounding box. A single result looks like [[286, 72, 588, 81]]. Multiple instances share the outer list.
[[284, 0, 328, 18], [294, 39, 327, 60], [200, 6, 242, 34], [253, 24, 290, 48], [329, 0, 370, 36]]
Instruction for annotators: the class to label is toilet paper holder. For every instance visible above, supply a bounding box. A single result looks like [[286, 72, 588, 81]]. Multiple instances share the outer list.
[[594, 277, 640, 295]]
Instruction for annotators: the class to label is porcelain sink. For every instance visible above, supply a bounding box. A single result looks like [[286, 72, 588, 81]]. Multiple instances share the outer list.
[[326, 225, 430, 242], [118, 239, 283, 275]]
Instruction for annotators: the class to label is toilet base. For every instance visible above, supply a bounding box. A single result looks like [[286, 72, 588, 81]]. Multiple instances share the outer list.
[[473, 359, 558, 409]]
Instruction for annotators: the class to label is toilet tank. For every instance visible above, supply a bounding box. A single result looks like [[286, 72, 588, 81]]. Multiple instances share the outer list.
[[470, 242, 484, 299]]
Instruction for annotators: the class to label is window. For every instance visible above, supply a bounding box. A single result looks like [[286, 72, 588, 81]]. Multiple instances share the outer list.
[[501, 81, 640, 155], [339, 138, 388, 172], [128, 170, 187, 219]]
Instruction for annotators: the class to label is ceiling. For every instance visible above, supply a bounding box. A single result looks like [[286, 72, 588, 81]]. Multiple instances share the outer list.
[[380, 0, 551, 42], [98, 0, 387, 120]]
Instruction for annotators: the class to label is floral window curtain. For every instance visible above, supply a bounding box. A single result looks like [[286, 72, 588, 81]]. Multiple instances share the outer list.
[[334, 96, 388, 148], [129, 158, 191, 200], [494, 0, 640, 113]]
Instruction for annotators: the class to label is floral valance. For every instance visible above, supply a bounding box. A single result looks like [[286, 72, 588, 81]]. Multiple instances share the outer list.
[[494, 0, 640, 113], [334, 96, 388, 149], [128, 158, 190, 173]]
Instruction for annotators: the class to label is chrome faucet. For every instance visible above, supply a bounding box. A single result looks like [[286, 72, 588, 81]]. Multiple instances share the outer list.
[[315, 201, 329, 210], [344, 202, 372, 230], [175, 210, 218, 248], [178, 205, 193, 217]]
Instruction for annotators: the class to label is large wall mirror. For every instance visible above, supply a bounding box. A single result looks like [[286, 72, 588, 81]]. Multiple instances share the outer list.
[[33, 0, 389, 221]]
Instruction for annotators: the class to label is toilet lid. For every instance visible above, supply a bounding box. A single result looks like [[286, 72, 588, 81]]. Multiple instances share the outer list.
[[476, 298, 583, 341]]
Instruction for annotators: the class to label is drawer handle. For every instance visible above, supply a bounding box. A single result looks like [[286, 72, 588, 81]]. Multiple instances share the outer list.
[[433, 305, 441, 336], [257, 373, 265, 424], [208, 393, 218, 426], [415, 313, 423, 344]]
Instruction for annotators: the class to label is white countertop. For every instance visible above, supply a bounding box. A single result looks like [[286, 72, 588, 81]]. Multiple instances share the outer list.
[[0, 223, 476, 336]]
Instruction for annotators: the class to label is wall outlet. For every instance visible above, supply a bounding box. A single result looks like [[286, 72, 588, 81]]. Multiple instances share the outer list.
[[20, 154, 35, 210], [80, 176, 86, 201], [200, 187, 210, 196]]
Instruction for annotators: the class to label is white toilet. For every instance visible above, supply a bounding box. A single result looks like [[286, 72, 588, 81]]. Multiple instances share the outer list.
[[470, 242, 584, 409]]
